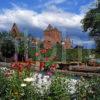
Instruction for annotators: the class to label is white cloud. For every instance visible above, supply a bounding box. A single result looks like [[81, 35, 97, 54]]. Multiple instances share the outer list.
[[36, 0, 66, 12], [0, 5, 83, 31], [80, 0, 96, 14]]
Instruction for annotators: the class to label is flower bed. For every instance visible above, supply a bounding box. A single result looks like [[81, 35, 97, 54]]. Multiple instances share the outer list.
[[0, 61, 100, 100], [0, 62, 77, 100]]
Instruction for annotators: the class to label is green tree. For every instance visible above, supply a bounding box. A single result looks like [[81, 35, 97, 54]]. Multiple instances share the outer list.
[[1, 39, 15, 58], [55, 42, 63, 61], [18, 40, 25, 61], [81, 0, 100, 52]]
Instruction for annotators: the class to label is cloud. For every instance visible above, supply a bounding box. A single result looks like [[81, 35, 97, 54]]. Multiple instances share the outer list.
[[0, 5, 83, 31], [37, 0, 77, 11], [35, 0, 66, 12], [72, 37, 95, 48], [80, 0, 96, 14]]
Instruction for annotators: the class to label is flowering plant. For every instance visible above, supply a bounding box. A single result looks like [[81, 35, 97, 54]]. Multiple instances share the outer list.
[[39, 49, 57, 72], [11, 61, 32, 79]]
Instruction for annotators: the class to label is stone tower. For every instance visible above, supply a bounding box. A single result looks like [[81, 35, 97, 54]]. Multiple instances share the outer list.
[[44, 24, 61, 49]]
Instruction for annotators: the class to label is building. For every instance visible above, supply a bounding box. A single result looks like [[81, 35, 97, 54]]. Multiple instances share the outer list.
[[63, 38, 72, 49], [44, 24, 72, 49], [44, 24, 61, 49], [11, 23, 72, 50], [10, 23, 21, 39]]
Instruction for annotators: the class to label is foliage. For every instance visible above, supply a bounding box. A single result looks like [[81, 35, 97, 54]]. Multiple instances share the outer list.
[[18, 40, 25, 61], [19, 40, 25, 55], [1, 39, 15, 58], [66, 49, 78, 61], [0, 31, 11, 39], [65, 49, 97, 62], [75, 76, 100, 100], [96, 52, 100, 58], [56, 42, 63, 61], [44, 75, 70, 100], [0, 69, 10, 99], [0, 62, 40, 100], [81, 0, 100, 52]]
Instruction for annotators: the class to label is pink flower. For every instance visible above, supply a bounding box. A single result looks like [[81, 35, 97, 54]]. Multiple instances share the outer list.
[[45, 57, 49, 61], [46, 71, 52, 76], [35, 52, 39, 56]]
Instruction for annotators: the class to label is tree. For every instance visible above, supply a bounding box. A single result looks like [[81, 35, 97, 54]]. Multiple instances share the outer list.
[[18, 40, 25, 61], [1, 39, 15, 58], [56, 42, 63, 61], [81, 0, 100, 52], [0, 31, 10, 38]]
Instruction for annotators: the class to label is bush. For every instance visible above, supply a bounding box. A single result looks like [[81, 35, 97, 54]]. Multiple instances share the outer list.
[[1, 39, 15, 58], [0, 70, 9, 99], [40, 72, 72, 100], [75, 76, 100, 100]]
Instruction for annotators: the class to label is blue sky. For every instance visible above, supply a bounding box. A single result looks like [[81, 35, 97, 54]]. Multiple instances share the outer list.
[[0, 0, 96, 48]]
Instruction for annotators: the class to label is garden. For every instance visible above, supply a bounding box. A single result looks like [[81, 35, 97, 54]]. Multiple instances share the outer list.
[[1, 61, 100, 100]]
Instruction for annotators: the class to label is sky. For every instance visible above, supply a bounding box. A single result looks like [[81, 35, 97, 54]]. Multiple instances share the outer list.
[[0, 0, 97, 48]]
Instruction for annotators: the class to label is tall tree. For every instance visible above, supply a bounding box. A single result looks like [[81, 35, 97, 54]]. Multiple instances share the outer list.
[[81, 0, 100, 52]]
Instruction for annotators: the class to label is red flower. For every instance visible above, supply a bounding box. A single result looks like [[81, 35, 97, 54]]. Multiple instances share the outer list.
[[35, 52, 39, 56], [40, 49, 47, 54], [50, 64, 57, 70], [17, 63, 23, 72], [11, 63, 17, 69], [40, 62, 45, 70], [46, 71, 52, 76], [11, 63, 23, 72]]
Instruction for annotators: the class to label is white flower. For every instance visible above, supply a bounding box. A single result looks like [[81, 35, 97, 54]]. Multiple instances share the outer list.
[[21, 83, 27, 87], [24, 77, 33, 82]]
